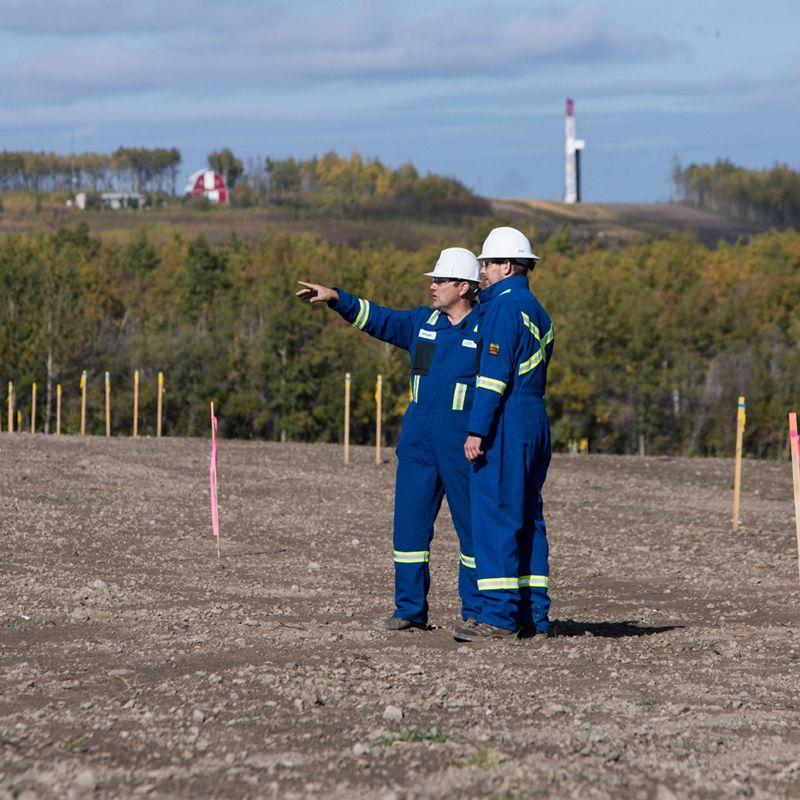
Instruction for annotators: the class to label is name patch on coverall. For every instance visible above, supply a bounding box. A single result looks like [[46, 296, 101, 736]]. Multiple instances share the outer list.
[[418, 329, 437, 340], [461, 339, 477, 349]]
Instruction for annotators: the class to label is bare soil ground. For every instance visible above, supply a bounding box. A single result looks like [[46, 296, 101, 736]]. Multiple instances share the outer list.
[[494, 199, 773, 246], [2, 435, 800, 799]]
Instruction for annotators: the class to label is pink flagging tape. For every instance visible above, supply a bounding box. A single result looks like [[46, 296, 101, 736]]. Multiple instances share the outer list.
[[210, 414, 220, 538], [792, 430, 800, 458]]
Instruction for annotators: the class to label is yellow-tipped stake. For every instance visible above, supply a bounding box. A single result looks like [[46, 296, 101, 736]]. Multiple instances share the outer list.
[[375, 374, 383, 465], [105, 372, 111, 438], [733, 395, 746, 531], [80, 370, 87, 436], [344, 372, 352, 465], [56, 383, 62, 435], [133, 369, 139, 437], [7, 381, 13, 433], [157, 371, 164, 438], [17, 410, 21, 431], [31, 382, 37, 433], [789, 412, 800, 584]]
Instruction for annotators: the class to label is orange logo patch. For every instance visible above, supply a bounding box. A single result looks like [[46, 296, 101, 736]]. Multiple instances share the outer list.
[[488, 342, 500, 356]]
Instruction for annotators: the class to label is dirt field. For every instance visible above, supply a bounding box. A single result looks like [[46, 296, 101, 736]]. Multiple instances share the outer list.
[[2, 435, 800, 799], [494, 199, 772, 246]]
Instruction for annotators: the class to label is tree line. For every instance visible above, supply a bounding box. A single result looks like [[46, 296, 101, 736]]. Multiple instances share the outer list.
[[0, 147, 182, 195], [0, 147, 488, 221], [1, 222, 798, 458], [675, 158, 800, 227], [232, 151, 491, 218]]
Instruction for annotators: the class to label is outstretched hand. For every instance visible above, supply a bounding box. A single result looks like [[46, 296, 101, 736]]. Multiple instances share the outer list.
[[296, 281, 339, 305]]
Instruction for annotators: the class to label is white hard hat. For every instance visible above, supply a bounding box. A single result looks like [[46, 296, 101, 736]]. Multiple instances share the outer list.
[[477, 227, 540, 262], [424, 247, 481, 282]]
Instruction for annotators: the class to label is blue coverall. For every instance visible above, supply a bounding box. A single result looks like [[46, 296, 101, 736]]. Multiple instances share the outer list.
[[468, 274, 554, 633], [333, 289, 482, 624]]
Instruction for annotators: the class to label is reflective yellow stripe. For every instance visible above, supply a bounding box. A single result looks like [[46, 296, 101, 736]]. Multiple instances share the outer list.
[[459, 553, 476, 569], [426, 310, 440, 325], [518, 349, 544, 376], [394, 550, 430, 563], [411, 374, 420, 403], [518, 313, 553, 376], [452, 382, 467, 411], [500, 288, 511, 295], [518, 574, 549, 588], [521, 313, 554, 347], [476, 376, 506, 395], [478, 577, 519, 591], [520, 311, 541, 339], [473, 324, 479, 333], [352, 298, 370, 330]]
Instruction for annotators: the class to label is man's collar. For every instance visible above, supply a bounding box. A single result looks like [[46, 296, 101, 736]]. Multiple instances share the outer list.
[[458, 304, 480, 329], [480, 274, 529, 303], [431, 303, 478, 328]]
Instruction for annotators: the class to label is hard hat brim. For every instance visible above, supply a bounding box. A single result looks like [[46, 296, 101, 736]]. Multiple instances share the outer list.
[[422, 270, 480, 280], [476, 253, 541, 262]]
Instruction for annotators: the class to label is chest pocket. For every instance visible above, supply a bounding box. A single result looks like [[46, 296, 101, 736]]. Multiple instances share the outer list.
[[412, 339, 436, 375]]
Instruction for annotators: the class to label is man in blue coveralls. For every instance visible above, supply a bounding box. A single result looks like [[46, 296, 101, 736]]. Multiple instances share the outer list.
[[454, 227, 555, 642], [296, 248, 483, 631]]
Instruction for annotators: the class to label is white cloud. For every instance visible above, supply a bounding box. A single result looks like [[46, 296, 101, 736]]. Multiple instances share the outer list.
[[0, 0, 289, 34], [2, 2, 684, 106], [13, 42, 167, 100]]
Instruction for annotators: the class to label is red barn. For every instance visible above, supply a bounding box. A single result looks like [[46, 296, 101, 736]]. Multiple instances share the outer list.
[[184, 169, 228, 203]]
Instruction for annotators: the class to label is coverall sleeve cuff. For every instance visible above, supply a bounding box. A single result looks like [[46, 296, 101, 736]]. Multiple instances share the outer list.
[[467, 415, 492, 439], [331, 287, 356, 315]]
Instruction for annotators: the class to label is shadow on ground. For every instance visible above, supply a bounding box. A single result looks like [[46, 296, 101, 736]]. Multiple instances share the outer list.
[[553, 619, 682, 638]]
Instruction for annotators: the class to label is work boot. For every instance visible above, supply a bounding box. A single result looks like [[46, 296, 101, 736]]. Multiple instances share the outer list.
[[452, 617, 477, 638], [453, 621, 518, 642], [374, 614, 426, 631], [519, 620, 557, 639]]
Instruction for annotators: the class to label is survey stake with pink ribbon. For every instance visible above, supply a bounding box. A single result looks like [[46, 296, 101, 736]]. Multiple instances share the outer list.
[[210, 406, 220, 542]]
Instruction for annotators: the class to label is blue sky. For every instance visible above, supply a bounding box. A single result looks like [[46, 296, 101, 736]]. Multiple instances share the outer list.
[[2, 0, 798, 201]]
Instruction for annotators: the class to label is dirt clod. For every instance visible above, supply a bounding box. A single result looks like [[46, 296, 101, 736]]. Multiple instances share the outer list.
[[383, 705, 404, 723]]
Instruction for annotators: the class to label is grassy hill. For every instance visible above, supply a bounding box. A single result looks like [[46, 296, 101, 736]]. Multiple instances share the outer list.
[[0, 191, 776, 249]]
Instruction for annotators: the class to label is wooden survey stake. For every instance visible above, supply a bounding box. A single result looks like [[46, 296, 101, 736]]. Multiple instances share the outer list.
[[789, 413, 800, 584], [80, 371, 87, 436], [56, 384, 62, 435], [732, 395, 745, 531], [7, 381, 13, 433], [133, 369, 139, 437], [210, 401, 220, 559], [344, 372, 351, 465], [31, 382, 36, 433], [157, 371, 164, 438], [105, 372, 111, 437], [375, 374, 383, 465]]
